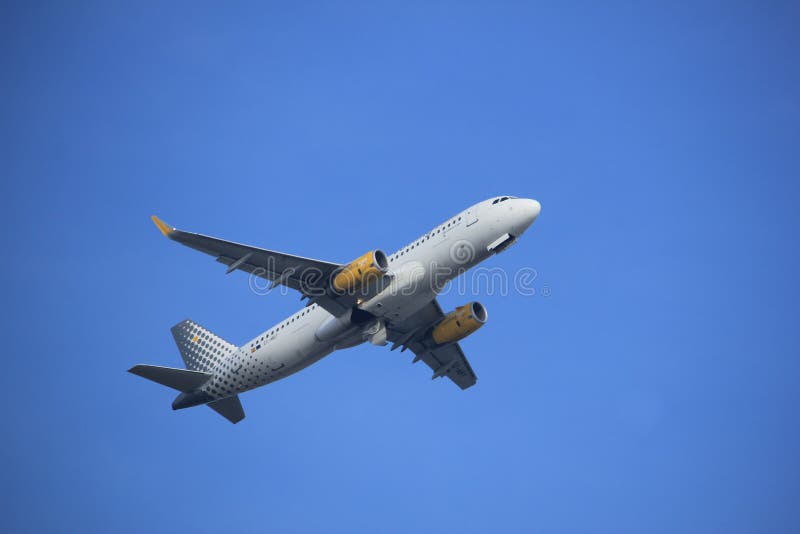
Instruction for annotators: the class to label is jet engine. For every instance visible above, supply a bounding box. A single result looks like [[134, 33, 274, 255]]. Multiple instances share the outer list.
[[332, 250, 389, 292], [431, 302, 488, 345]]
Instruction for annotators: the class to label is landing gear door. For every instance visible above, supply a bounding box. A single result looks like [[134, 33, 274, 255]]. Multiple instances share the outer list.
[[465, 205, 479, 226]]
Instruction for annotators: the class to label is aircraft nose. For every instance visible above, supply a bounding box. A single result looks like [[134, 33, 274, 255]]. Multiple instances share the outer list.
[[526, 199, 541, 221], [508, 198, 541, 235], [517, 198, 541, 231]]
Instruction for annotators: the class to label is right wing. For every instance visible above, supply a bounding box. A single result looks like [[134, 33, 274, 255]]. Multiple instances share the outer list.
[[386, 299, 478, 390], [151, 216, 355, 316]]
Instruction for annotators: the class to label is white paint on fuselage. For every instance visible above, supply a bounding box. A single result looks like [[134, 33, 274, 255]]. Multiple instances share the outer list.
[[199, 197, 540, 400]]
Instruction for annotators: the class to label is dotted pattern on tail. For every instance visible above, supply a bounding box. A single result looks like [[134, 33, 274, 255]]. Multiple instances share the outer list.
[[170, 320, 236, 373]]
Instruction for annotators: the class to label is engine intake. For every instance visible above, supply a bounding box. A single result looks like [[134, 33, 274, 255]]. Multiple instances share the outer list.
[[432, 302, 488, 345], [332, 250, 389, 292]]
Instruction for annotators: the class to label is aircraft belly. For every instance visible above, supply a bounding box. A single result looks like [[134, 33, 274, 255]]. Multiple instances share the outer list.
[[246, 318, 336, 390], [366, 290, 435, 324]]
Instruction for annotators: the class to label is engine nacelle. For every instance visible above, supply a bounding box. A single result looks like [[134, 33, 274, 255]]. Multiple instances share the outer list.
[[332, 250, 389, 292], [432, 302, 488, 345]]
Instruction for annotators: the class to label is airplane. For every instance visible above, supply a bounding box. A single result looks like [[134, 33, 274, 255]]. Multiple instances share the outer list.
[[130, 196, 541, 423]]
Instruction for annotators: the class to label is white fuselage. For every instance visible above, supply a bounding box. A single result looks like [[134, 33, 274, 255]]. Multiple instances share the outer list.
[[198, 197, 540, 401]]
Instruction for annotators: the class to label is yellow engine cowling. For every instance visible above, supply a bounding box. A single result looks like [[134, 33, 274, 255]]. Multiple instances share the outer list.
[[431, 302, 488, 345], [332, 250, 389, 292]]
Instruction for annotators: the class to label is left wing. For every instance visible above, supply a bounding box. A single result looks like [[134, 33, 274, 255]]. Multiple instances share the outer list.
[[151, 216, 354, 316], [387, 299, 478, 390]]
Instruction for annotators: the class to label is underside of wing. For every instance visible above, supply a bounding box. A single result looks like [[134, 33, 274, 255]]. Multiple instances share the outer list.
[[387, 299, 478, 390], [151, 216, 355, 316]]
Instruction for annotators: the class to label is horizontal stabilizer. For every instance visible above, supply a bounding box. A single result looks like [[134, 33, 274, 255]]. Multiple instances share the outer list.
[[129, 364, 212, 392], [208, 395, 245, 424]]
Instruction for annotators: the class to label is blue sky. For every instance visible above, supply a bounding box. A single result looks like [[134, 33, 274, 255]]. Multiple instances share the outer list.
[[2, 2, 799, 532]]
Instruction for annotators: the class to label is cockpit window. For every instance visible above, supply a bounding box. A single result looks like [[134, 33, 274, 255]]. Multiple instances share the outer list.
[[492, 196, 513, 204]]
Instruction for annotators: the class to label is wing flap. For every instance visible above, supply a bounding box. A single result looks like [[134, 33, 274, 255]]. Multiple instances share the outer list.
[[411, 342, 477, 390]]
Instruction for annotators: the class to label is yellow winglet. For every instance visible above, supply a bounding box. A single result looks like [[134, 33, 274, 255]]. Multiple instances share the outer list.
[[151, 215, 174, 236]]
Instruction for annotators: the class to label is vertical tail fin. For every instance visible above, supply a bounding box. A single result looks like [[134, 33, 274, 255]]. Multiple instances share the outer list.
[[171, 319, 236, 372]]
